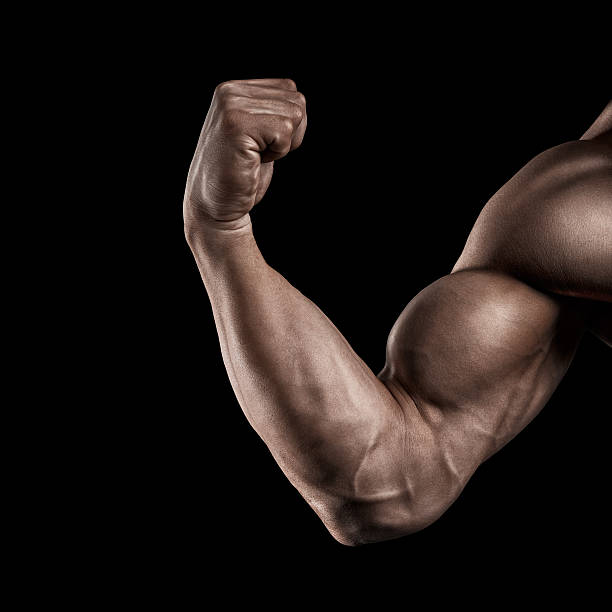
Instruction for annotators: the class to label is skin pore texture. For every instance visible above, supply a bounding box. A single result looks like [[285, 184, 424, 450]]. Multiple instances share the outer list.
[[184, 80, 612, 545]]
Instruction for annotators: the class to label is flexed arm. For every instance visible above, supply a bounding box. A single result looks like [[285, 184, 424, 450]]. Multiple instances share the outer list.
[[184, 79, 441, 544], [184, 79, 459, 544], [184, 80, 593, 545]]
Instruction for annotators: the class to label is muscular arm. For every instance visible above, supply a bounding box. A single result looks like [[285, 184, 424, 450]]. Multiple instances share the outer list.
[[187, 219, 426, 544], [185, 82, 608, 544]]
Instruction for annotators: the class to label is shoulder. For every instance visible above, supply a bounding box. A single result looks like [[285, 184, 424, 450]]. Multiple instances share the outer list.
[[532, 139, 612, 169], [483, 139, 612, 243], [470, 139, 612, 235], [453, 140, 612, 299], [520, 140, 612, 200]]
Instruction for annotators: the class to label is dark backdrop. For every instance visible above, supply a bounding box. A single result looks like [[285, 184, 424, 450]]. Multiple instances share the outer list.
[[104, 45, 610, 596]]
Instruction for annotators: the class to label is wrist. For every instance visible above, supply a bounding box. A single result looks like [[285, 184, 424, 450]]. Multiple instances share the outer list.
[[184, 207, 262, 284], [184, 206, 253, 247]]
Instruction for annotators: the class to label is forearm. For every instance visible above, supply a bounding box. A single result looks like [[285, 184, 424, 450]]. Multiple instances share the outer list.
[[185, 213, 406, 515], [180, 78, 443, 544]]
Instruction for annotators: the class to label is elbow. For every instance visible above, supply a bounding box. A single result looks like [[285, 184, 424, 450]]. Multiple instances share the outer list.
[[322, 523, 364, 547], [326, 512, 425, 547], [300, 451, 462, 546], [319, 497, 437, 547]]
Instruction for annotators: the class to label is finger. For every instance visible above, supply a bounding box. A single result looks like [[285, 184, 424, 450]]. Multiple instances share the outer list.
[[246, 109, 306, 155], [228, 97, 303, 124], [222, 78, 297, 91], [216, 83, 305, 108], [243, 114, 295, 163], [290, 111, 307, 151], [243, 101, 306, 152], [221, 87, 307, 151]]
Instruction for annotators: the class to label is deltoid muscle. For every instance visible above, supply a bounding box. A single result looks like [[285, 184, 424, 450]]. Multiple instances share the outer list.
[[184, 84, 612, 545]]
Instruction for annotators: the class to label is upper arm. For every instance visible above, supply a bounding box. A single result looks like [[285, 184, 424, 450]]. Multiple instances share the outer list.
[[330, 141, 610, 543], [453, 140, 612, 302], [377, 270, 584, 511], [348, 142, 609, 541]]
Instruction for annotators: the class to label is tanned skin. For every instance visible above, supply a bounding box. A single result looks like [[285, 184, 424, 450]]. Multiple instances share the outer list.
[[183, 80, 611, 545]]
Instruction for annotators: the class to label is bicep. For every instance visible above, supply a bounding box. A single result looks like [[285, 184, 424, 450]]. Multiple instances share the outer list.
[[378, 270, 585, 472]]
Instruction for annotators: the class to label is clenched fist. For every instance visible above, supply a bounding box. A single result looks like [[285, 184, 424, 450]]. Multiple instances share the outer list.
[[184, 78, 307, 227]]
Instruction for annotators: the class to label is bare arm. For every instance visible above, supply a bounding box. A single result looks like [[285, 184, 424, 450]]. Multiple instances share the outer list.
[[183, 79, 422, 543], [185, 79, 472, 543], [186, 217, 430, 544], [184, 80, 593, 545], [188, 214, 584, 545]]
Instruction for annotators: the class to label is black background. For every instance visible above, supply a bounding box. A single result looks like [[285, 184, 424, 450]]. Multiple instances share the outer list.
[[71, 36, 611, 600]]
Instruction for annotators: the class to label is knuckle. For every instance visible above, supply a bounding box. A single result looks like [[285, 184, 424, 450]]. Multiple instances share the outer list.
[[215, 81, 230, 94], [221, 94, 243, 109], [273, 127, 292, 147], [280, 117, 295, 133], [214, 81, 236, 98], [282, 78, 297, 90], [276, 140, 292, 155], [288, 103, 304, 122]]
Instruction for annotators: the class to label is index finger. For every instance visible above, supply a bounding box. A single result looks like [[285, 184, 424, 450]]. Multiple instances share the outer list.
[[228, 78, 297, 91]]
